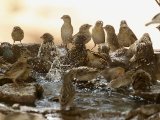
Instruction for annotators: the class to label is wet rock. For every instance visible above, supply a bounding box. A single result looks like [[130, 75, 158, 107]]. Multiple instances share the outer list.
[[126, 104, 160, 120], [129, 33, 156, 82], [110, 47, 130, 69], [131, 85, 160, 103], [26, 44, 40, 57], [1, 112, 45, 120], [0, 83, 43, 105]]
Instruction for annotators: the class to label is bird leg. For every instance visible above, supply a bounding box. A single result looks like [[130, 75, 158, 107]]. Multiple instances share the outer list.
[[20, 41, 23, 47], [91, 43, 96, 50]]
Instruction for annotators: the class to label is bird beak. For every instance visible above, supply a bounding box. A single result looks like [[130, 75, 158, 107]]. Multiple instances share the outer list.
[[61, 16, 63, 19], [40, 36, 43, 39]]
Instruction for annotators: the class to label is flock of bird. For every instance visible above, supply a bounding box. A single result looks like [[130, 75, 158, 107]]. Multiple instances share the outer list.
[[1, 13, 160, 110]]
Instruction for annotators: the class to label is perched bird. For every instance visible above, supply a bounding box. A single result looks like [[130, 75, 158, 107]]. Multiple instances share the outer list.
[[0, 53, 32, 86], [11, 26, 24, 45], [87, 50, 108, 69], [67, 35, 88, 67], [145, 13, 160, 26], [103, 25, 120, 52], [131, 69, 152, 92], [60, 70, 76, 110], [40, 33, 54, 44], [117, 20, 137, 47], [61, 15, 73, 48], [59, 67, 99, 110], [39, 33, 55, 61], [73, 24, 92, 44], [100, 67, 125, 81], [107, 69, 135, 89], [91, 20, 105, 49]]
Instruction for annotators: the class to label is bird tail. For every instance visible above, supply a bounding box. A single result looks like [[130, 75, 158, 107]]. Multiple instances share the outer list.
[[145, 21, 153, 26], [91, 43, 96, 50]]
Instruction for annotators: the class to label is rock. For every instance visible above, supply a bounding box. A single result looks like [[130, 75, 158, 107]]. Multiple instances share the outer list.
[[12, 103, 20, 109], [110, 47, 130, 69], [1, 112, 45, 120], [131, 85, 160, 103], [0, 83, 43, 105], [126, 104, 160, 120]]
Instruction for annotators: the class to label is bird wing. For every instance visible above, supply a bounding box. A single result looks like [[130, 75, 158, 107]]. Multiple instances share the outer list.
[[152, 13, 160, 20]]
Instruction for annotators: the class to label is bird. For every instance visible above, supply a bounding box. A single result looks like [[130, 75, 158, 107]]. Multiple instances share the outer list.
[[61, 15, 73, 48], [40, 33, 54, 44], [0, 53, 32, 86], [59, 69, 76, 110], [11, 26, 24, 45], [67, 35, 88, 67], [103, 25, 120, 52], [59, 67, 99, 110], [117, 20, 137, 47], [73, 24, 92, 44], [91, 20, 105, 50], [39, 33, 55, 61], [131, 69, 152, 92], [100, 67, 125, 81], [145, 13, 160, 26]]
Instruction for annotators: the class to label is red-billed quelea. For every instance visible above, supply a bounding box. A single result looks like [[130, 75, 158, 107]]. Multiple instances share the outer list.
[[118, 20, 137, 47], [61, 15, 73, 48], [91, 20, 105, 50]]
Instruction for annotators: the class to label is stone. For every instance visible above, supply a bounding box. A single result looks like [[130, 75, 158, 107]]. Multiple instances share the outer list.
[[0, 83, 43, 105]]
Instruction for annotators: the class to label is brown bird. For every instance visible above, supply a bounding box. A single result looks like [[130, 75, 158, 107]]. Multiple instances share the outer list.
[[145, 13, 160, 26], [59, 67, 99, 110], [91, 20, 105, 49], [0, 53, 31, 86], [40, 33, 54, 44], [73, 24, 92, 44], [60, 70, 76, 110], [103, 25, 120, 52], [39, 33, 55, 62], [11, 26, 24, 45], [117, 20, 137, 47], [131, 69, 152, 92], [61, 15, 73, 48]]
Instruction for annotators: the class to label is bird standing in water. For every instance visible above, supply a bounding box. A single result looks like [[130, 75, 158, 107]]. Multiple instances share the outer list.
[[11, 26, 24, 46], [59, 69, 76, 110], [61, 15, 73, 48]]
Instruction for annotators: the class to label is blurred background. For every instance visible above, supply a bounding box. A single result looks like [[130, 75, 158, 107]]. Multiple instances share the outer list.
[[0, 0, 160, 49]]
